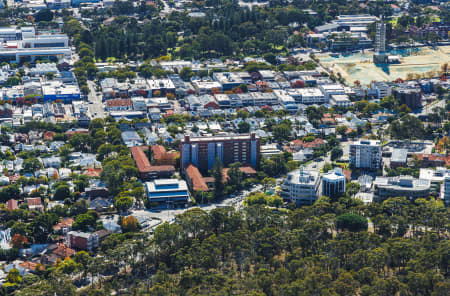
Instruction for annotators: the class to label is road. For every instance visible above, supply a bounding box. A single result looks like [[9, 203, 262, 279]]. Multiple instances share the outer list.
[[159, 0, 172, 16], [417, 98, 446, 117], [87, 81, 106, 119], [132, 184, 264, 230]]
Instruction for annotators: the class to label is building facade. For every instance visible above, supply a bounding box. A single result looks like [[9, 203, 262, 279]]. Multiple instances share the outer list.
[[350, 140, 382, 170], [145, 179, 190, 207], [442, 172, 450, 207], [322, 168, 346, 198], [67, 231, 99, 251], [281, 168, 320, 206], [180, 133, 260, 173]]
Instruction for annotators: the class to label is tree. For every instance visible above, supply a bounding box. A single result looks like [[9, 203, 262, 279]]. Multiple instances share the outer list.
[[121, 216, 139, 232], [179, 67, 194, 81], [6, 268, 22, 284], [336, 213, 368, 232], [272, 123, 291, 142], [336, 125, 348, 137], [34, 9, 53, 22], [53, 185, 71, 200], [114, 195, 133, 213], [31, 213, 58, 243], [331, 147, 343, 161], [346, 182, 360, 197], [22, 158, 42, 173], [73, 213, 96, 232], [238, 121, 250, 133], [261, 177, 276, 192], [212, 158, 224, 200], [10, 234, 28, 249]]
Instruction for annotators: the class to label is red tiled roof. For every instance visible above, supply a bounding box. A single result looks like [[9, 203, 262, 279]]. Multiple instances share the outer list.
[[26, 197, 42, 206], [131, 146, 175, 173], [130, 146, 152, 173], [291, 138, 326, 149], [43, 131, 55, 141], [83, 168, 102, 177], [151, 145, 178, 164], [53, 218, 74, 231], [151, 145, 167, 160], [222, 166, 257, 182], [414, 154, 450, 165], [185, 164, 209, 191], [238, 166, 257, 175], [52, 243, 76, 258], [19, 261, 44, 271]]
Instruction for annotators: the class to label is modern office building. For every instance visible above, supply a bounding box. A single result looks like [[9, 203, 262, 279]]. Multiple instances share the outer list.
[[145, 179, 190, 207], [373, 176, 430, 201], [180, 133, 260, 173], [322, 168, 346, 198], [350, 140, 382, 170], [281, 168, 320, 206], [212, 72, 245, 91], [0, 27, 70, 63], [287, 88, 326, 104]]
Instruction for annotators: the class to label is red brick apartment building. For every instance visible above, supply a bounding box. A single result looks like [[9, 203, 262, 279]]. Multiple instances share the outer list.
[[180, 133, 260, 173]]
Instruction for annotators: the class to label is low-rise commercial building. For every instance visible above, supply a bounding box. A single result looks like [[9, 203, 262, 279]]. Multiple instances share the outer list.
[[288, 88, 326, 104], [373, 176, 430, 201], [145, 179, 190, 207]]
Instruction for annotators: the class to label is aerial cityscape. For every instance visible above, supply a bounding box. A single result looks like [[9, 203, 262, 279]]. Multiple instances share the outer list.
[[0, 0, 448, 295]]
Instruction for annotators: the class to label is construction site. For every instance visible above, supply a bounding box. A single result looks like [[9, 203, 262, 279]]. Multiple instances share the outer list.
[[317, 45, 450, 85]]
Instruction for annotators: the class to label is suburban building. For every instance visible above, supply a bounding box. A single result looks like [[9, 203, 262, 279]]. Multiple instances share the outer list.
[[390, 148, 408, 168], [184, 163, 209, 192], [180, 133, 260, 173], [67, 231, 99, 251], [212, 72, 245, 91], [322, 168, 346, 198], [330, 94, 352, 107], [281, 168, 320, 206], [350, 140, 382, 170], [392, 87, 422, 109], [319, 84, 346, 101], [288, 88, 325, 104], [373, 176, 430, 201], [105, 99, 133, 111], [145, 179, 190, 207], [191, 80, 223, 95]]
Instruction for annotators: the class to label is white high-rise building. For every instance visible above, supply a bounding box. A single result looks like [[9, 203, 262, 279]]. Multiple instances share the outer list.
[[350, 140, 382, 170], [281, 168, 320, 206]]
